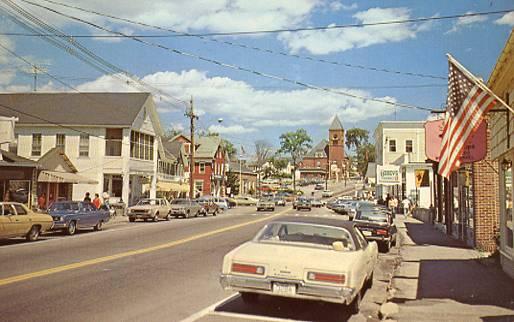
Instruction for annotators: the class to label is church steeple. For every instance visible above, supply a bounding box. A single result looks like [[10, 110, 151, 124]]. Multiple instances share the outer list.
[[329, 115, 344, 131]]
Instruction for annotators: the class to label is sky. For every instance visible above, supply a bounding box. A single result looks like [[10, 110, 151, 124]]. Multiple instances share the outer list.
[[0, 0, 513, 154]]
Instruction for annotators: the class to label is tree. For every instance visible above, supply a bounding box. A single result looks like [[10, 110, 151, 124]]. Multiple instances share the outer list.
[[278, 129, 312, 192], [255, 140, 273, 169], [345, 128, 369, 151], [356, 143, 375, 176], [225, 171, 239, 196], [222, 139, 236, 159], [162, 128, 182, 141]]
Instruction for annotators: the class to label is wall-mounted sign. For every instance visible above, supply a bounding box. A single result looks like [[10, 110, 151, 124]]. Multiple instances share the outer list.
[[415, 169, 430, 188], [377, 165, 401, 185], [425, 119, 487, 163]]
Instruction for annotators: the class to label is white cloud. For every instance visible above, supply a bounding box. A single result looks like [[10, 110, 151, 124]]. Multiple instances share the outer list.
[[495, 12, 514, 26], [329, 1, 357, 11], [169, 122, 185, 132], [446, 12, 488, 33], [208, 124, 257, 134], [279, 7, 432, 55], [69, 69, 397, 130]]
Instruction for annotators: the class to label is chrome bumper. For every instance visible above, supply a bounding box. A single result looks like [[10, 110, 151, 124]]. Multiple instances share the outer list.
[[219, 274, 355, 304]]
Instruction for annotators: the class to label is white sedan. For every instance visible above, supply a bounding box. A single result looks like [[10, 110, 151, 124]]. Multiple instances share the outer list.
[[220, 217, 378, 313]]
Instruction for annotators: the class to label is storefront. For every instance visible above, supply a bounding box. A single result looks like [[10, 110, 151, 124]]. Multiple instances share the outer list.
[[0, 150, 38, 208]]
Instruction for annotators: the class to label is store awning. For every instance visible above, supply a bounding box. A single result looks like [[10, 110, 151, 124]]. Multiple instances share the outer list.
[[157, 181, 189, 192], [38, 170, 98, 184]]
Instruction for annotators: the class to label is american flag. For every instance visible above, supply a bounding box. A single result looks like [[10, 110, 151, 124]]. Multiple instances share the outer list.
[[438, 56, 497, 178]]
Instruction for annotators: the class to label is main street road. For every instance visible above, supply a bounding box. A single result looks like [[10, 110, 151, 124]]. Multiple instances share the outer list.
[[0, 183, 398, 322]]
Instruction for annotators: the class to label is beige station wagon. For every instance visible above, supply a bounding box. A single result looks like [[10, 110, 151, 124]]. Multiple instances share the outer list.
[[0, 202, 54, 241]]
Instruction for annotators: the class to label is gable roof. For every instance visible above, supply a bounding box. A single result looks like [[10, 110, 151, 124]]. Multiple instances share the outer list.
[[0, 149, 38, 167], [0, 92, 151, 126], [305, 139, 328, 157], [37, 147, 78, 173], [329, 115, 344, 130], [195, 136, 222, 159]]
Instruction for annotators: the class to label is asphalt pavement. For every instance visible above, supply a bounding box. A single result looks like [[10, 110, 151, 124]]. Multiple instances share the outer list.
[[0, 182, 396, 322]]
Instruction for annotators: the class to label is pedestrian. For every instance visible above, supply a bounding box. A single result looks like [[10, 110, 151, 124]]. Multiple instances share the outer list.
[[93, 193, 101, 209], [38, 192, 47, 210], [84, 192, 91, 203], [402, 197, 410, 216]]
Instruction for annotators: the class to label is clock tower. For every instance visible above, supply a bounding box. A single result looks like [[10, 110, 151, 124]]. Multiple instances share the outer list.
[[328, 115, 345, 180]]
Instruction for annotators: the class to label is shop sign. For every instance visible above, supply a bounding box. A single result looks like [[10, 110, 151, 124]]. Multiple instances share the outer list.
[[425, 119, 487, 163], [415, 169, 430, 188], [377, 165, 401, 185]]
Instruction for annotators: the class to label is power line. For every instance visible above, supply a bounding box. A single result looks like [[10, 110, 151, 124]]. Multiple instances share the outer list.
[[19, 0, 438, 112], [31, 0, 450, 80]]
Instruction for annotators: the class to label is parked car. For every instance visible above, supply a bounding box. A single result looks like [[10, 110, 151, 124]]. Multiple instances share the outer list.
[[322, 190, 334, 198], [341, 195, 353, 201], [256, 198, 275, 212], [197, 198, 219, 216], [224, 197, 237, 209], [127, 198, 172, 222], [293, 197, 311, 211], [48, 201, 110, 235], [354, 208, 397, 252], [0, 202, 54, 241], [229, 196, 258, 206], [169, 198, 203, 218], [212, 197, 229, 211], [220, 216, 378, 313], [271, 196, 286, 207], [309, 198, 324, 208], [314, 184, 324, 190]]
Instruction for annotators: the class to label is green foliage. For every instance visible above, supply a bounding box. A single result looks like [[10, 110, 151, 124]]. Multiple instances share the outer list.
[[356, 143, 376, 176], [221, 139, 236, 159], [278, 129, 312, 191], [162, 128, 182, 141], [345, 128, 369, 151], [226, 171, 239, 195]]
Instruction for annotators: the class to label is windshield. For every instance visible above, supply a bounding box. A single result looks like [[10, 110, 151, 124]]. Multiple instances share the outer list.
[[49, 202, 79, 211], [255, 222, 355, 250], [356, 211, 388, 223], [171, 199, 189, 205], [137, 199, 159, 206]]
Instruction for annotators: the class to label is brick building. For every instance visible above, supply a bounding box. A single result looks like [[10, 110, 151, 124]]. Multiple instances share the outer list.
[[298, 115, 347, 181]]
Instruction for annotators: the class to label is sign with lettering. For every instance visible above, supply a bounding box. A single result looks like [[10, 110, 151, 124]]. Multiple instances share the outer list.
[[377, 165, 401, 185], [425, 119, 487, 163], [415, 169, 430, 188]]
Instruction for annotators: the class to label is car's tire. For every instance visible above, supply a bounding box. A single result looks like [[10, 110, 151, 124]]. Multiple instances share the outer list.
[[129, 217, 135, 222], [26, 225, 40, 241], [271, 208, 275, 211], [240, 292, 259, 304], [380, 241, 391, 253], [66, 221, 77, 235], [94, 220, 103, 231], [348, 289, 361, 314], [153, 213, 159, 222], [365, 271, 374, 289], [203, 210, 207, 217], [213, 210, 217, 216], [165, 213, 171, 221], [186, 211, 190, 219]]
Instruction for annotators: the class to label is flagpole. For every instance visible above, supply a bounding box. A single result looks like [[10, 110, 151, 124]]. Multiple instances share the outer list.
[[446, 53, 514, 115]]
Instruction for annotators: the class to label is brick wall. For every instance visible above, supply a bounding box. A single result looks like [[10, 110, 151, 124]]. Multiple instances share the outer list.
[[472, 119, 500, 252]]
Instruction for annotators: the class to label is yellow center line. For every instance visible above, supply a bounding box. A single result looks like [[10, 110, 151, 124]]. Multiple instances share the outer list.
[[0, 208, 291, 287]]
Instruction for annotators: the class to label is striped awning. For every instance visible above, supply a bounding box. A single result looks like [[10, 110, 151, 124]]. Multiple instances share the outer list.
[[38, 170, 98, 184]]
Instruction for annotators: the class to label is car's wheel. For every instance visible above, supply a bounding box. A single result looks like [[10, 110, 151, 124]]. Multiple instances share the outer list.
[[66, 221, 77, 235], [165, 213, 171, 221], [185, 211, 190, 219], [240, 292, 259, 304], [26, 225, 40, 241], [213, 210, 217, 216], [203, 210, 207, 217], [129, 217, 135, 222], [365, 271, 374, 289], [153, 213, 159, 222], [271, 208, 275, 211], [380, 241, 391, 252], [348, 289, 361, 314], [94, 220, 103, 231]]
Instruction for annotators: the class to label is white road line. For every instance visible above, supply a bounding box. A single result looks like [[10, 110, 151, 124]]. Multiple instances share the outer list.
[[180, 293, 238, 322], [207, 311, 310, 322]]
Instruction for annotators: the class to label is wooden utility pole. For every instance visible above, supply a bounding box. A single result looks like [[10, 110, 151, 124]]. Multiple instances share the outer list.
[[185, 97, 198, 199]]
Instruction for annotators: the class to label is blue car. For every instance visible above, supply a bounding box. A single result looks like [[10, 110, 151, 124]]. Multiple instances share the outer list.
[[48, 201, 110, 235]]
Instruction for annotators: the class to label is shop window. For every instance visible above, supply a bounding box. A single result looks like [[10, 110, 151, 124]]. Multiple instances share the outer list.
[[405, 140, 413, 153], [79, 134, 89, 157], [106, 128, 123, 156], [503, 162, 513, 249], [130, 131, 154, 160], [32, 133, 42, 156], [389, 139, 396, 152], [56, 134, 65, 150]]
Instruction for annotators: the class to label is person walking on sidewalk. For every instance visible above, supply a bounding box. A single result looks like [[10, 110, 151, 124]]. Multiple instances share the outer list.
[[402, 197, 411, 216]]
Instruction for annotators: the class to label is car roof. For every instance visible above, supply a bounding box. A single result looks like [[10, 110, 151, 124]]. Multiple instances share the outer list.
[[271, 216, 356, 230]]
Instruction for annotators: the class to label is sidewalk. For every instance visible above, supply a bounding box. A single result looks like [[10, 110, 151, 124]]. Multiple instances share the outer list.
[[389, 216, 514, 322]]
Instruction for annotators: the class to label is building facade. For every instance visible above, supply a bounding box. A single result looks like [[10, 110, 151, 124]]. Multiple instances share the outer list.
[[0, 93, 163, 206], [487, 30, 514, 279]]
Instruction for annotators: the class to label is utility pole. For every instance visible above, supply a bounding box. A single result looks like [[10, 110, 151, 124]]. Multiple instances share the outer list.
[[185, 96, 198, 199]]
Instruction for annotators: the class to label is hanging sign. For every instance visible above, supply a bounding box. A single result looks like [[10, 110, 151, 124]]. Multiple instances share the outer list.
[[415, 169, 430, 188]]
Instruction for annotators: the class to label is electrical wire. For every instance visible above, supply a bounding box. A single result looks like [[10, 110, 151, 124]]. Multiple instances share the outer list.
[[31, 0, 452, 80], [17, 0, 439, 112]]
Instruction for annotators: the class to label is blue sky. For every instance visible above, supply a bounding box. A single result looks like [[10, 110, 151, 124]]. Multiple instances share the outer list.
[[0, 0, 513, 153]]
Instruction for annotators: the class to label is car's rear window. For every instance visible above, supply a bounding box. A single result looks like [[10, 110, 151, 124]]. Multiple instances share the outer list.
[[171, 199, 189, 204], [256, 222, 355, 250], [137, 199, 159, 206], [356, 211, 388, 222], [49, 203, 79, 211]]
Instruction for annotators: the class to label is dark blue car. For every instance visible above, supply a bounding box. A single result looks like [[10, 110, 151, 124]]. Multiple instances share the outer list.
[[48, 201, 110, 235]]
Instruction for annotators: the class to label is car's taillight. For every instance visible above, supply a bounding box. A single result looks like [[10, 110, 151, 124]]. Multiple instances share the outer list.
[[307, 272, 345, 284], [232, 263, 265, 275], [376, 229, 388, 236]]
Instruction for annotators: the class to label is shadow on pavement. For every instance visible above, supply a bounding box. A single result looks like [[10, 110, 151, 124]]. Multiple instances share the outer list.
[[214, 293, 357, 322], [404, 221, 471, 249]]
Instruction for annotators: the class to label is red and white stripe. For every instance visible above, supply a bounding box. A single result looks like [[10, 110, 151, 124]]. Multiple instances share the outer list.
[[438, 85, 496, 178]]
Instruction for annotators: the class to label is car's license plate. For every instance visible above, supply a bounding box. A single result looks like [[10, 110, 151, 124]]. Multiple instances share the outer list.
[[362, 230, 372, 236], [273, 283, 296, 296]]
